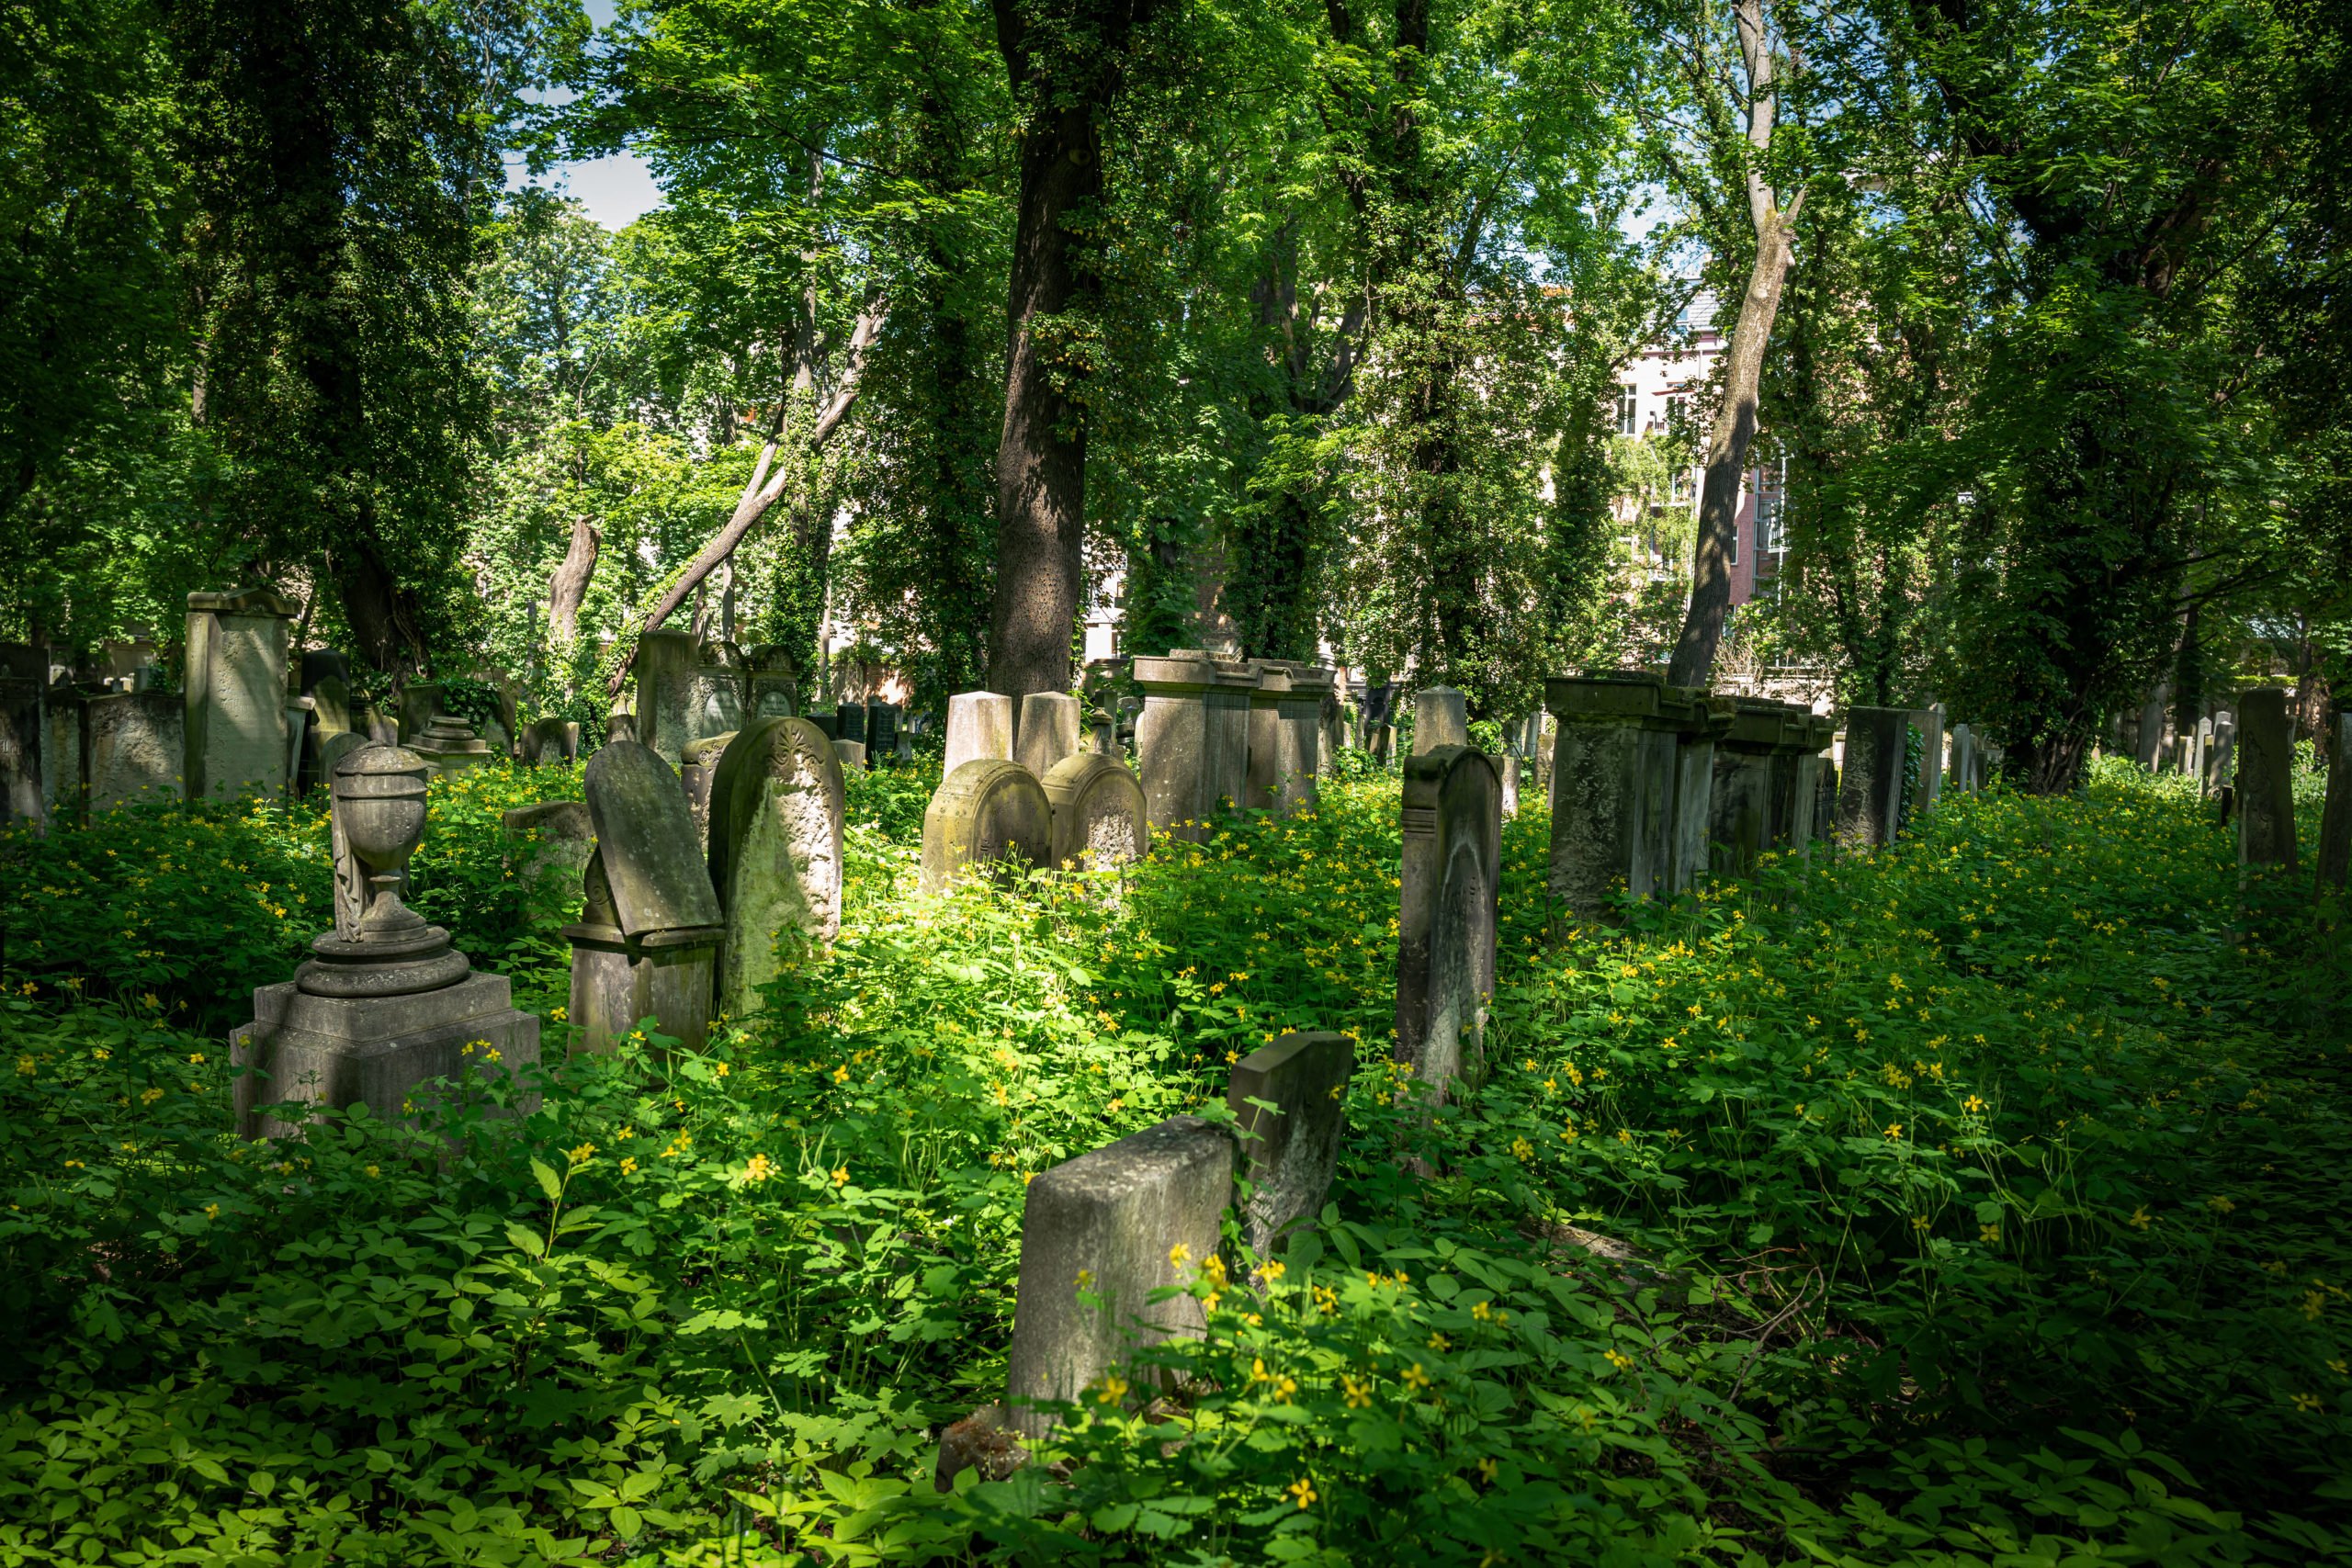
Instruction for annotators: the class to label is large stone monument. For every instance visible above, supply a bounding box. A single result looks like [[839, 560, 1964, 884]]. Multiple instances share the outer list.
[[1001, 1115, 1233, 1438], [1711, 698, 1795, 873], [2235, 686, 2297, 871], [708, 718, 844, 1018], [679, 731, 737, 859], [1543, 673, 1708, 922], [87, 691, 184, 811], [565, 740, 726, 1052], [1040, 752, 1148, 872], [1668, 697, 1734, 891], [1246, 661, 1335, 816], [185, 588, 297, 802], [921, 759, 1052, 893], [1395, 744, 1500, 1103], [1835, 705, 1910, 852], [636, 629, 746, 767], [232, 745, 539, 1137], [1132, 651, 1255, 840], [747, 646, 800, 720], [1228, 1032, 1353, 1259]]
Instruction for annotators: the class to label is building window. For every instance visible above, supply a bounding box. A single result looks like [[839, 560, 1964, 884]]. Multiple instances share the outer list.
[[1755, 457, 1788, 556], [1615, 387, 1637, 435]]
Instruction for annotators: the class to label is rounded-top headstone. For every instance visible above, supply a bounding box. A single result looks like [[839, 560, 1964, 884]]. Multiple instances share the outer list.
[[582, 739, 722, 937], [1040, 752, 1148, 871], [922, 758, 1051, 894]]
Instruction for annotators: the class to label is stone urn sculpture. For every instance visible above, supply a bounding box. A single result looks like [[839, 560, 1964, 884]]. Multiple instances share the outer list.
[[296, 746, 471, 997]]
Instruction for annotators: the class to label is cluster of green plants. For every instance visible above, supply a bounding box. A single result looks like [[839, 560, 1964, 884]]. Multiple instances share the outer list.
[[0, 756, 2345, 1564]]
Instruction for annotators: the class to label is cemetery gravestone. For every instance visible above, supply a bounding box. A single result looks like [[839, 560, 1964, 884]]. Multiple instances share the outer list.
[[1712, 699, 1794, 873], [837, 702, 866, 748], [1017, 691, 1083, 779], [411, 713, 494, 773], [184, 588, 297, 802], [521, 717, 580, 765], [709, 718, 844, 1019], [1228, 1032, 1353, 1259], [1040, 752, 1149, 871], [680, 732, 737, 859], [2135, 686, 2169, 771], [1001, 1115, 1234, 1438], [1670, 699, 1734, 892], [866, 702, 900, 761], [0, 677, 40, 824], [1908, 705, 1944, 817], [1835, 705, 1909, 851], [1242, 664, 1294, 812], [398, 682, 443, 749], [1412, 685, 1468, 755], [2316, 711, 2351, 890], [43, 686, 88, 825], [1257, 660, 1334, 816], [2235, 686, 2297, 871], [232, 744, 539, 1138], [1132, 652, 1255, 840], [747, 647, 800, 719], [1396, 744, 1500, 1102], [86, 692, 184, 811], [566, 740, 726, 1053], [944, 691, 1015, 776], [834, 739, 867, 771], [1950, 724, 1977, 794], [1543, 673, 1707, 921], [921, 759, 1052, 894], [503, 801, 596, 895]]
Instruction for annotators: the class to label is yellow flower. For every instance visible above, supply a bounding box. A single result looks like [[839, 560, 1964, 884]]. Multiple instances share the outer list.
[[1884, 1123, 1903, 1140], [1510, 1136, 1533, 1161], [567, 1142, 595, 1165], [620, 1156, 638, 1175], [745, 1154, 775, 1184], [2290, 1393, 2324, 1414], [1094, 1373, 1128, 1405], [1400, 1363, 1431, 1390], [1427, 1331, 1451, 1351], [139, 1087, 164, 1105], [1603, 1348, 1635, 1371], [1979, 1224, 2000, 1243], [203, 1202, 220, 1219], [831, 1165, 850, 1186], [1963, 1094, 1987, 1114], [1169, 1242, 1192, 1269], [714, 1062, 729, 1077], [1477, 1456, 1498, 1483], [1261, 1260, 1285, 1281], [1342, 1375, 1372, 1409], [364, 1164, 380, 1179], [2129, 1206, 2153, 1229], [832, 1065, 850, 1083], [2206, 1195, 2235, 1214], [187, 1053, 205, 1066], [1286, 1477, 1317, 1509], [1471, 1300, 1492, 1322]]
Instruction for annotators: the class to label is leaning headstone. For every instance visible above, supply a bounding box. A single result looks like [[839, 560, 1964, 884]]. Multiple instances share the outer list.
[[1001, 1115, 1233, 1438], [184, 588, 297, 801], [565, 740, 725, 1053], [86, 691, 184, 812], [921, 759, 1052, 894], [1412, 686, 1469, 755], [502, 801, 596, 898], [1132, 652, 1254, 840], [1228, 1032, 1352, 1260], [1016, 691, 1083, 779], [1395, 744, 1500, 1102], [0, 678, 42, 824], [709, 718, 844, 1019], [232, 745, 539, 1137], [2235, 686, 2297, 872], [680, 732, 737, 859], [2316, 710, 2350, 891], [1040, 752, 1148, 871], [1543, 673, 1709, 921], [944, 691, 1016, 777], [1834, 705, 1909, 852]]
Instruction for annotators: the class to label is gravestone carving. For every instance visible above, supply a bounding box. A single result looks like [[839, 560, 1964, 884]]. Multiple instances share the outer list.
[[1040, 752, 1148, 871], [87, 691, 184, 811], [1396, 744, 1500, 1102], [709, 718, 844, 1019], [921, 759, 1052, 893]]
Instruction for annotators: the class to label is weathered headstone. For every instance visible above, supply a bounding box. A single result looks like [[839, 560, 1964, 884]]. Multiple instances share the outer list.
[[1363, 682, 1397, 763], [630, 629, 697, 754], [643, 634, 747, 768], [521, 717, 580, 765], [565, 740, 725, 1053], [747, 646, 800, 720], [1242, 664, 1294, 813], [398, 682, 443, 749], [184, 588, 297, 801], [2235, 686, 2297, 871], [921, 759, 1052, 894], [502, 801, 596, 897], [1089, 707, 1118, 756], [1132, 652, 1254, 840], [0, 678, 42, 824], [1543, 673, 1708, 921], [866, 702, 900, 761], [837, 701, 867, 748], [86, 691, 184, 811], [709, 718, 844, 1019], [1669, 699, 1733, 891], [1834, 705, 1909, 852], [680, 731, 736, 859], [944, 691, 1016, 777], [1251, 661, 1333, 816], [2207, 713, 2236, 801], [1711, 698, 1794, 873], [1396, 744, 1500, 1101], [2134, 685, 2169, 772], [1040, 752, 1148, 871], [1412, 685, 1468, 755], [282, 694, 313, 803], [42, 686, 88, 825], [834, 739, 867, 771], [1016, 691, 1083, 779], [1228, 1032, 1352, 1259], [1908, 705, 1945, 817], [232, 744, 539, 1137], [2316, 710, 2350, 891], [1949, 723, 1977, 794], [1001, 1115, 1233, 1438]]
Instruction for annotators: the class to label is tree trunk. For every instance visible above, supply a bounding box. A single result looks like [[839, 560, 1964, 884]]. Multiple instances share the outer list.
[[984, 0, 1156, 701], [548, 515, 599, 644]]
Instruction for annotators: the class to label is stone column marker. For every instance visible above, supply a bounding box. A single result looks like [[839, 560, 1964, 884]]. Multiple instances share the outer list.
[[709, 717, 844, 1018], [184, 588, 298, 802], [565, 739, 725, 1053], [1001, 1115, 1233, 1438], [1228, 1032, 1353, 1259], [232, 744, 539, 1137], [1542, 672, 1707, 921], [1908, 705, 1945, 817], [1016, 691, 1082, 778], [2235, 686, 2297, 871], [1396, 744, 1500, 1102], [921, 758, 1052, 893], [944, 691, 1016, 777], [1041, 752, 1148, 871], [1834, 705, 1909, 852]]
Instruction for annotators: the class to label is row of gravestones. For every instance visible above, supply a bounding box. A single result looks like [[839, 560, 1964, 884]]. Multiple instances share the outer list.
[[625, 628, 911, 773], [920, 691, 1148, 891]]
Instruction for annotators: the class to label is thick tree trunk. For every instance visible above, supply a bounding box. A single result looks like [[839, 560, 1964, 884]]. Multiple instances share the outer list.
[[985, 0, 1155, 701], [548, 516, 599, 644]]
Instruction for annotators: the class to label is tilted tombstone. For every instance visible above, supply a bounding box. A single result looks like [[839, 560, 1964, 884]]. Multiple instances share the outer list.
[[1000, 1115, 1233, 1438], [1412, 685, 1469, 755], [1395, 744, 1500, 1102], [1016, 691, 1083, 779], [1040, 752, 1148, 871], [502, 800, 596, 899], [0, 678, 42, 824], [184, 588, 298, 802], [944, 691, 1015, 777], [87, 691, 185, 812], [2316, 710, 2350, 891], [565, 740, 725, 1053], [1228, 1032, 1352, 1260], [709, 717, 844, 1019], [1543, 673, 1709, 922], [1132, 652, 1254, 840], [679, 731, 737, 860], [2235, 686, 2297, 871], [921, 759, 1052, 894], [1834, 705, 1910, 852], [232, 744, 539, 1137]]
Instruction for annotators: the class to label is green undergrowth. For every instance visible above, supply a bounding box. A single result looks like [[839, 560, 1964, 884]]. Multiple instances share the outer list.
[[0, 755, 2345, 1564]]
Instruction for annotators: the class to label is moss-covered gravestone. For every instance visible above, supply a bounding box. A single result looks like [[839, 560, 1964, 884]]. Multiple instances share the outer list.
[[707, 718, 843, 1019], [1396, 743, 1499, 1103], [1834, 705, 1908, 852], [1228, 1032, 1353, 1258], [1040, 752, 1148, 871], [921, 759, 1051, 894], [2236, 686, 2297, 871]]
